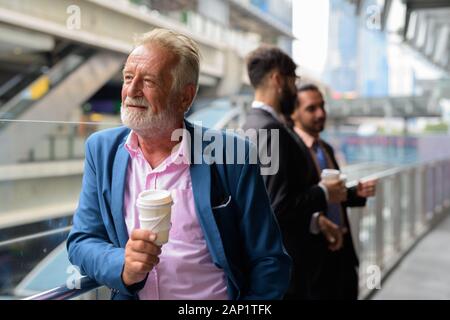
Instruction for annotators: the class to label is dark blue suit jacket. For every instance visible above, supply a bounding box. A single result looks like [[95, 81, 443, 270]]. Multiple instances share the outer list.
[[67, 120, 291, 300]]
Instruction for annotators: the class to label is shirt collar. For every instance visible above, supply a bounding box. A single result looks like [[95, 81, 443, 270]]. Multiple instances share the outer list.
[[294, 126, 320, 149], [124, 125, 191, 167], [124, 130, 140, 158], [252, 101, 281, 122]]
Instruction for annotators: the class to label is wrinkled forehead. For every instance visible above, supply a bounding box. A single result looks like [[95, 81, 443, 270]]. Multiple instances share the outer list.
[[124, 46, 152, 68], [123, 44, 177, 71], [131, 45, 149, 56]]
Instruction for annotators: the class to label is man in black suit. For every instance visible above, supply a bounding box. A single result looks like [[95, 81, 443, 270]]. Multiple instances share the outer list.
[[242, 46, 348, 299], [287, 83, 377, 299]]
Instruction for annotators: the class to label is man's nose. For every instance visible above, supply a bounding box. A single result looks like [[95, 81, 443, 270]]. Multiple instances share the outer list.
[[127, 77, 143, 97], [316, 107, 326, 119]]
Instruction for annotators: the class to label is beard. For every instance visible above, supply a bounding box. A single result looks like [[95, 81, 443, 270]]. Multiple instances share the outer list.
[[302, 117, 326, 135], [279, 84, 297, 117], [120, 96, 182, 137], [315, 120, 325, 132]]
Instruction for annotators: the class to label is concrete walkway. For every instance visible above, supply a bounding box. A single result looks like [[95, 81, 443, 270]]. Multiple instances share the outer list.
[[373, 214, 450, 300]]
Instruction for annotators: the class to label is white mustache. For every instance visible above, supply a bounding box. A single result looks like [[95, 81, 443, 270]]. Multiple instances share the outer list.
[[124, 96, 150, 108]]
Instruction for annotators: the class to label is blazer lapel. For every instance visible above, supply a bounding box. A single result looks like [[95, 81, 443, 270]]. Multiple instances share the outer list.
[[111, 139, 130, 248], [185, 121, 228, 267]]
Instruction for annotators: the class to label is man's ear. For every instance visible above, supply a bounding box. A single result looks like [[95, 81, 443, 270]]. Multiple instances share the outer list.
[[271, 70, 283, 89], [180, 84, 196, 112], [290, 111, 296, 121]]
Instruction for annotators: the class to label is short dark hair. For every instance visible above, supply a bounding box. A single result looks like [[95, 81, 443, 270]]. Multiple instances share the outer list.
[[246, 45, 297, 89], [296, 83, 323, 107], [297, 83, 321, 94]]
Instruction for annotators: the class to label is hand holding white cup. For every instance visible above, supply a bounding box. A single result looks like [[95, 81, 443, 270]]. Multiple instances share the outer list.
[[321, 169, 341, 182], [136, 189, 173, 246], [320, 169, 347, 203]]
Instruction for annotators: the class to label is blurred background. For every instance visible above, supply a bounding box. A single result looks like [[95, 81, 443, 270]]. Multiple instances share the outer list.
[[0, 0, 449, 300]]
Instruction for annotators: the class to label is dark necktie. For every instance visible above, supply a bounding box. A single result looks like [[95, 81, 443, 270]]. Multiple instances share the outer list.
[[312, 140, 342, 226]]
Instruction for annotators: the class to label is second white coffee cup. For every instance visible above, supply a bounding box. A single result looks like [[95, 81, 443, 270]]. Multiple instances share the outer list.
[[321, 169, 341, 181]]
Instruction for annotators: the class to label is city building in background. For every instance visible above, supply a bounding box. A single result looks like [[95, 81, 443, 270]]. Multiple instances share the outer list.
[[293, 0, 450, 165], [323, 0, 390, 97]]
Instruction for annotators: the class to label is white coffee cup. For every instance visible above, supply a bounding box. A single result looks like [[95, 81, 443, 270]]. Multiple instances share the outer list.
[[321, 169, 341, 181], [139, 214, 171, 246], [136, 189, 173, 246]]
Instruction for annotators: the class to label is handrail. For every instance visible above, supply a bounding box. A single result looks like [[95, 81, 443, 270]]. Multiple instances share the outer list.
[[346, 159, 450, 186], [351, 157, 450, 298], [22, 276, 101, 300], [0, 226, 72, 248]]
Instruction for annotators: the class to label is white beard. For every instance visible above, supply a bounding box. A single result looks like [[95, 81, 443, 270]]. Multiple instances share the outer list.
[[120, 96, 181, 137]]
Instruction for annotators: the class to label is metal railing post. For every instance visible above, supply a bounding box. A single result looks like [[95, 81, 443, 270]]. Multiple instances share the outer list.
[[408, 167, 416, 238], [435, 162, 443, 215], [392, 173, 402, 253], [422, 165, 430, 226], [431, 163, 439, 222], [348, 207, 363, 260], [375, 180, 384, 270]]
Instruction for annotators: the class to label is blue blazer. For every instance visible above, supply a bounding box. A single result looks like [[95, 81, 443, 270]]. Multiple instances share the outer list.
[[67, 120, 291, 300]]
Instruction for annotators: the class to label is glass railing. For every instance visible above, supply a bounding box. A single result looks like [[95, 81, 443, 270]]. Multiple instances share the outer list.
[[0, 120, 120, 299], [17, 157, 450, 300], [348, 159, 450, 298], [0, 226, 71, 299]]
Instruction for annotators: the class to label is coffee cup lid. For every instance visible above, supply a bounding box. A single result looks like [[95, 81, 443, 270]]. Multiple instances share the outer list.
[[321, 169, 340, 177], [138, 189, 173, 206]]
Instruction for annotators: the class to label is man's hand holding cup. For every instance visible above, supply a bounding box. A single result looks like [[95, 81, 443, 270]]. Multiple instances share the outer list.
[[122, 229, 162, 286], [356, 178, 378, 198], [320, 169, 347, 204], [122, 189, 173, 286]]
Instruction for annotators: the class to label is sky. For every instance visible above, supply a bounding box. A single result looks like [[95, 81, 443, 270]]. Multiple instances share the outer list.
[[292, 0, 330, 78]]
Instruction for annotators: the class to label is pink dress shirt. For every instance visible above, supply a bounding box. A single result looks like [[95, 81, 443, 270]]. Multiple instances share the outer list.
[[123, 130, 228, 300]]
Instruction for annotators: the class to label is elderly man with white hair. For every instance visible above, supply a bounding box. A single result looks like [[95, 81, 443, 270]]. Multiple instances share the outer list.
[[67, 28, 290, 300]]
